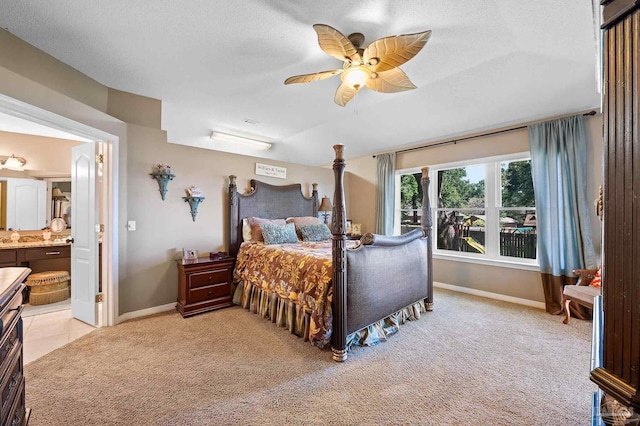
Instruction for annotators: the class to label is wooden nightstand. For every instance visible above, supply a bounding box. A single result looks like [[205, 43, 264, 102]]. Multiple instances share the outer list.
[[176, 256, 235, 318]]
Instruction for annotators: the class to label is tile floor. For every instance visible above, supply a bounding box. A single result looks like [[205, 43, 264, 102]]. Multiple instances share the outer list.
[[23, 309, 96, 365]]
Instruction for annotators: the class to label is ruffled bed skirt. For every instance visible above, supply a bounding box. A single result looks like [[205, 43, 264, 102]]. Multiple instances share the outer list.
[[232, 280, 427, 351]]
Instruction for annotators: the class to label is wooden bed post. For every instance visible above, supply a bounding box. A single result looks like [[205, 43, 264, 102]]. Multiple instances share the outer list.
[[331, 144, 348, 362], [228, 175, 239, 256], [421, 167, 434, 311], [312, 183, 319, 217]]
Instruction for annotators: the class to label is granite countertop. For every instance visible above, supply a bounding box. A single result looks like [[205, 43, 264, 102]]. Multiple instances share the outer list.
[[0, 267, 30, 302], [0, 240, 71, 250]]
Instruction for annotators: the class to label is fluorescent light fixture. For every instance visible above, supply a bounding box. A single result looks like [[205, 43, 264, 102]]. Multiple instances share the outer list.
[[210, 131, 272, 151], [0, 154, 26, 171]]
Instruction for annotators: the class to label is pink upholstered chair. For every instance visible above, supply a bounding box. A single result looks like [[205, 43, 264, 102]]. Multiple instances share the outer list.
[[562, 268, 601, 324]]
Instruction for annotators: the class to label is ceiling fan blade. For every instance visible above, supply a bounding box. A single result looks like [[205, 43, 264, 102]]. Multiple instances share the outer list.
[[313, 24, 362, 64], [366, 67, 417, 93], [334, 82, 358, 107], [284, 70, 343, 85], [363, 30, 432, 73]]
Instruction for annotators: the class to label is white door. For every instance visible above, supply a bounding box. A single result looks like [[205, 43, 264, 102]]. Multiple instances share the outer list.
[[71, 142, 99, 326], [5, 178, 46, 230]]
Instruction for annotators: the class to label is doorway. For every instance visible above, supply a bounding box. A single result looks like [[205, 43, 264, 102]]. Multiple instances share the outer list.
[[0, 93, 119, 327]]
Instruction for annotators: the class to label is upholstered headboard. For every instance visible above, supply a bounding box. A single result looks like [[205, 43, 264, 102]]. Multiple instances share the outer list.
[[227, 176, 318, 257]]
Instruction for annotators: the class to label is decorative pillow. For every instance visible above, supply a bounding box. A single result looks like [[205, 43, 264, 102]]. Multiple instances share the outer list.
[[242, 218, 252, 242], [298, 224, 332, 242], [590, 266, 602, 288], [260, 222, 299, 245], [249, 217, 286, 242], [286, 216, 323, 227], [286, 216, 323, 238]]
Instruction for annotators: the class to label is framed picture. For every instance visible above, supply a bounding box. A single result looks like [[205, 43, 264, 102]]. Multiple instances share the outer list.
[[351, 223, 362, 236], [346, 220, 352, 235], [183, 249, 198, 260]]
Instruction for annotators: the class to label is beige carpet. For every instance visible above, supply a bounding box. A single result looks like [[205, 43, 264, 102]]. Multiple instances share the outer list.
[[24, 288, 596, 425]]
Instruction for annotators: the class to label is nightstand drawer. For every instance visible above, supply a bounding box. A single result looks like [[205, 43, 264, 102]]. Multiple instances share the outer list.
[[188, 268, 231, 289], [189, 283, 230, 304], [177, 256, 235, 317]]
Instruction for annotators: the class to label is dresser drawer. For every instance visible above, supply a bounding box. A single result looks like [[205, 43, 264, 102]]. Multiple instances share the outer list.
[[0, 325, 19, 378], [189, 282, 230, 304], [3, 376, 23, 426], [0, 350, 22, 422], [23, 245, 70, 261], [0, 252, 16, 264], [188, 268, 231, 289]]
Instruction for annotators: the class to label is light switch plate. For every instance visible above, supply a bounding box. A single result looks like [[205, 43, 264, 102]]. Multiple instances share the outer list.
[[127, 220, 136, 231]]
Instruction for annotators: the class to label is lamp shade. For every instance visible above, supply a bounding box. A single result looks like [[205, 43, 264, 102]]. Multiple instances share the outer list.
[[319, 196, 333, 212]]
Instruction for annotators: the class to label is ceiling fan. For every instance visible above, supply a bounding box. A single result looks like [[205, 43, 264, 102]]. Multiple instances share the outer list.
[[284, 24, 432, 107]]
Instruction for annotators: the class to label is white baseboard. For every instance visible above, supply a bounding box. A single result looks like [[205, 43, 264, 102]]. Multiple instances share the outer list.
[[117, 302, 176, 324], [434, 281, 546, 310]]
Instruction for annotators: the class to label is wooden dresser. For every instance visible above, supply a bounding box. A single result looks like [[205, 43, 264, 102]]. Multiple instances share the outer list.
[[176, 256, 235, 317], [590, 0, 640, 419], [0, 267, 30, 426]]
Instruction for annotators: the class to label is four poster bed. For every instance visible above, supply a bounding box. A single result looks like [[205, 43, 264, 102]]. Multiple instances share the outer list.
[[228, 145, 433, 362]]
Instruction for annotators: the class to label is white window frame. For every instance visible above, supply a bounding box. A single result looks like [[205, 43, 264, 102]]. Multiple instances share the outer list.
[[395, 152, 539, 271]]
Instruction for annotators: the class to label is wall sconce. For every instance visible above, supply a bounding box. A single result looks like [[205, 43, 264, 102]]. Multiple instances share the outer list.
[[318, 196, 333, 225], [183, 187, 205, 222], [210, 131, 272, 151], [150, 164, 175, 201], [0, 154, 27, 171]]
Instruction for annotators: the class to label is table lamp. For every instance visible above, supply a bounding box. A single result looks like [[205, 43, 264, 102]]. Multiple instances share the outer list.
[[318, 196, 333, 225]]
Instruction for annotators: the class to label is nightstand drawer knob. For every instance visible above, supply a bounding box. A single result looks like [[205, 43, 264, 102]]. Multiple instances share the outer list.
[[208, 276, 212, 280]]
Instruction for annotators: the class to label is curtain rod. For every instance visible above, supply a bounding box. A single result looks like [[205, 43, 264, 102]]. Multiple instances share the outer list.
[[372, 110, 597, 158]]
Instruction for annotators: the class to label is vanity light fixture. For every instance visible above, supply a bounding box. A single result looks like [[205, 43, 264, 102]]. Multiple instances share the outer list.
[[210, 131, 272, 151], [0, 154, 26, 171]]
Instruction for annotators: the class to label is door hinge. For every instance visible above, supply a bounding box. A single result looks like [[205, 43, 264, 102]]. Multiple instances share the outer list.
[[95, 293, 104, 303], [96, 154, 104, 164]]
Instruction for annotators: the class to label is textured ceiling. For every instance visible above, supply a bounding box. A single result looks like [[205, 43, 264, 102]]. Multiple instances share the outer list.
[[0, 1, 601, 165]]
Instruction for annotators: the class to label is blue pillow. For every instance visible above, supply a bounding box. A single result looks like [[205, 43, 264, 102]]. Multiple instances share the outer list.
[[260, 222, 298, 245], [298, 224, 332, 242]]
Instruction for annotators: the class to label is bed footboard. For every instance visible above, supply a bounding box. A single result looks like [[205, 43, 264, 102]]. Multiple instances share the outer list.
[[331, 144, 432, 362], [346, 230, 430, 334]]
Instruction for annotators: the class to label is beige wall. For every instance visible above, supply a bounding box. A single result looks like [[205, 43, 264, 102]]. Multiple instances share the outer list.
[[346, 114, 603, 303], [106, 88, 162, 129], [121, 124, 334, 313], [0, 130, 81, 178], [0, 30, 108, 112]]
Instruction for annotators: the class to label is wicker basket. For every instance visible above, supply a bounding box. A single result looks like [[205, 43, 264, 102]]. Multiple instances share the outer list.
[[26, 271, 71, 306]]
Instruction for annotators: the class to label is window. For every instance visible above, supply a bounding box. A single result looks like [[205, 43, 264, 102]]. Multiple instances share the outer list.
[[397, 172, 423, 235], [396, 153, 537, 266]]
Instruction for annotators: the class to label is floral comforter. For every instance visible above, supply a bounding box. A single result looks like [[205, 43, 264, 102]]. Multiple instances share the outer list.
[[234, 240, 357, 346]]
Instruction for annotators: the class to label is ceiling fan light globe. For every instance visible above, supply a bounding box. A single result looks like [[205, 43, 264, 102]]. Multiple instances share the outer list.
[[342, 66, 370, 89]]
